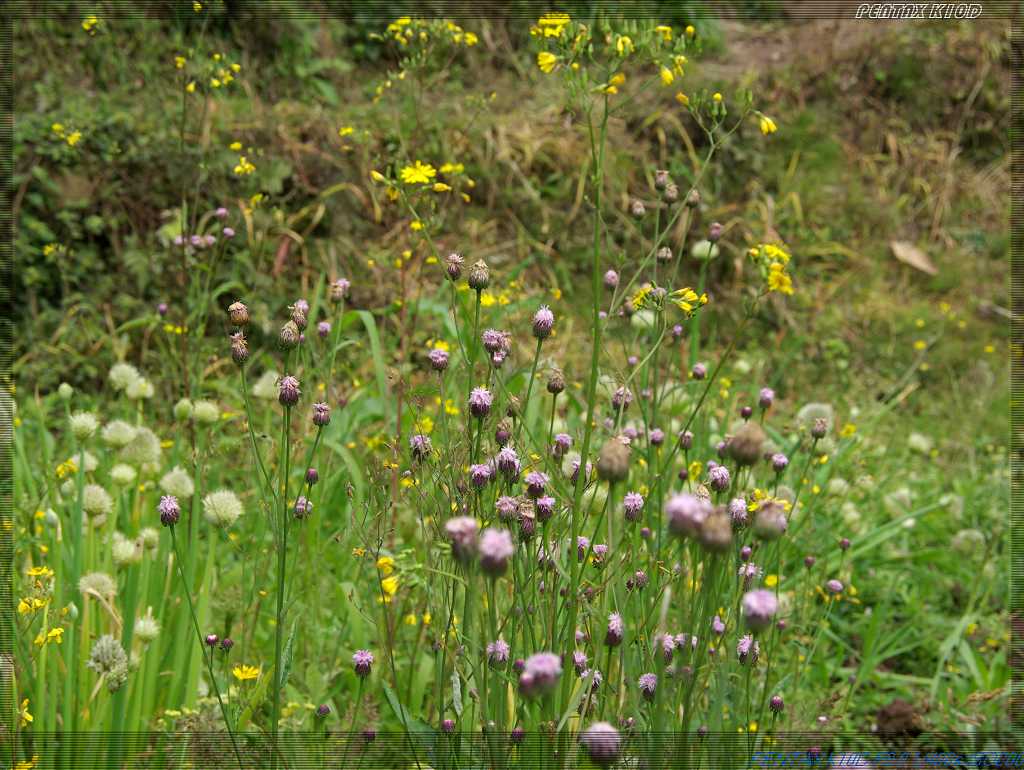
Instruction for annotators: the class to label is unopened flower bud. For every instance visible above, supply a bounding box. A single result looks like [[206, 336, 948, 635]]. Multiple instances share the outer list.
[[630, 199, 646, 218], [467, 260, 490, 291], [228, 301, 249, 326], [596, 438, 630, 483], [230, 332, 248, 365], [445, 252, 464, 281], [279, 320, 301, 349], [547, 368, 565, 395], [654, 169, 671, 190]]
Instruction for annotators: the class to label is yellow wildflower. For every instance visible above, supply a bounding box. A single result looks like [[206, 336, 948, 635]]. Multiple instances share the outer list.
[[676, 92, 690, 106], [537, 51, 558, 74], [232, 665, 260, 682], [376, 556, 395, 576], [655, 25, 673, 42], [660, 67, 674, 86], [19, 699, 32, 728], [759, 115, 778, 135], [615, 35, 634, 55], [400, 161, 436, 185]]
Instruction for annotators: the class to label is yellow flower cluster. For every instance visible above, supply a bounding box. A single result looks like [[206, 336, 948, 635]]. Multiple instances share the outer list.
[[530, 13, 571, 38], [81, 15, 100, 34], [400, 160, 436, 185], [748, 243, 795, 296], [51, 123, 82, 147], [233, 155, 256, 176], [671, 287, 709, 316], [384, 17, 478, 47]]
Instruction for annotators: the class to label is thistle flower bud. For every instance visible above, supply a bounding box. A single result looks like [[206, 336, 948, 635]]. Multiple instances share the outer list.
[[611, 386, 632, 413], [546, 368, 566, 395], [158, 495, 180, 527], [311, 401, 330, 425], [826, 579, 844, 594], [352, 649, 374, 677], [772, 453, 789, 473], [638, 672, 658, 700], [330, 278, 351, 301], [157, 302, 168, 316], [428, 348, 449, 371], [741, 589, 778, 631], [740, 405, 753, 420], [699, 510, 733, 552], [654, 169, 671, 190], [708, 222, 724, 242], [317, 321, 331, 338], [479, 528, 515, 576], [228, 301, 250, 327], [623, 492, 644, 522], [804, 555, 816, 569], [445, 516, 479, 562], [596, 438, 630, 483], [691, 362, 707, 380], [305, 467, 319, 486], [290, 306, 308, 331], [467, 259, 490, 291], [220, 637, 233, 652], [205, 633, 219, 647], [707, 464, 730, 492], [58, 382, 74, 401], [532, 305, 555, 339], [728, 422, 766, 466], [770, 695, 785, 713], [630, 199, 646, 218], [495, 420, 512, 447], [316, 704, 330, 718], [811, 417, 828, 439], [279, 376, 301, 407], [409, 434, 432, 461], [657, 246, 673, 263], [664, 182, 679, 202], [279, 320, 301, 349], [759, 387, 775, 409], [839, 537, 851, 551], [229, 332, 248, 365], [445, 252, 464, 281], [468, 387, 493, 419], [603, 270, 619, 290], [580, 722, 621, 768], [753, 500, 788, 540], [293, 496, 313, 519], [685, 189, 700, 208], [605, 613, 624, 646]]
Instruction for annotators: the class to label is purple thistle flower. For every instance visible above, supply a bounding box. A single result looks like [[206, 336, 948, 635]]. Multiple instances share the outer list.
[[580, 722, 621, 767], [623, 492, 644, 522], [576, 536, 590, 562], [691, 362, 707, 380], [592, 543, 609, 562], [279, 376, 301, 407], [605, 613, 624, 647], [158, 495, 181, 527], [510, 727, 525, 745], [712, 615, 726, 635], [330, 278, 351, 301], [573, 650, 589, 673], [479, 528, 515, 576], [569, 458, 592, 484], [444, 516, 478, 562], [316, 703, 330, 718], [770, 694, 784, 713], [441, 718, 455, 734], [205, 633, 219, 647], [220, 637, 234, 652], [672, 323, 684, 339], [535, 496, 555, 522], [223, 226, 235, 238], [495, 496, 519, 522], [428, 348, 449, 371], [826, 579, 844, 594], [740, 545, 753, 561], [487, 638, 510, 667], [736, 634, 759, 664], [352, 649, 374, 677], [481, 329, 506, 354], [708, 464, 731, 492], [632, 570, 649, 590], [311, 401, 330, 426], [532, 306, 555, 340], [293, 496, 313, 518], [552, 433, 573, 458], [215, 206, 229, 219], [468, 387, 493, 419], [759, 387, 775, 408], [771, 453, 789, 473], [742, 589, 779, 631], [638, 673, 658, 701], [729, 497, 749, 527], [409, 434, 432, 461], [611, 386, 633, 412], [469, 463, 493, 488], [603, 270, 619, 289], [738, 562, 762, 587], [317, 321, 331, 339], [519, 652, 562, 697], [495, 446, 520, 477], [157, 302, 168, 316], [666, 493, 711, 538], [678, 430, 694, 450], [524, 471, 549, 498], [445, 252, 464, 281], [649, 428, 665, 446]]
